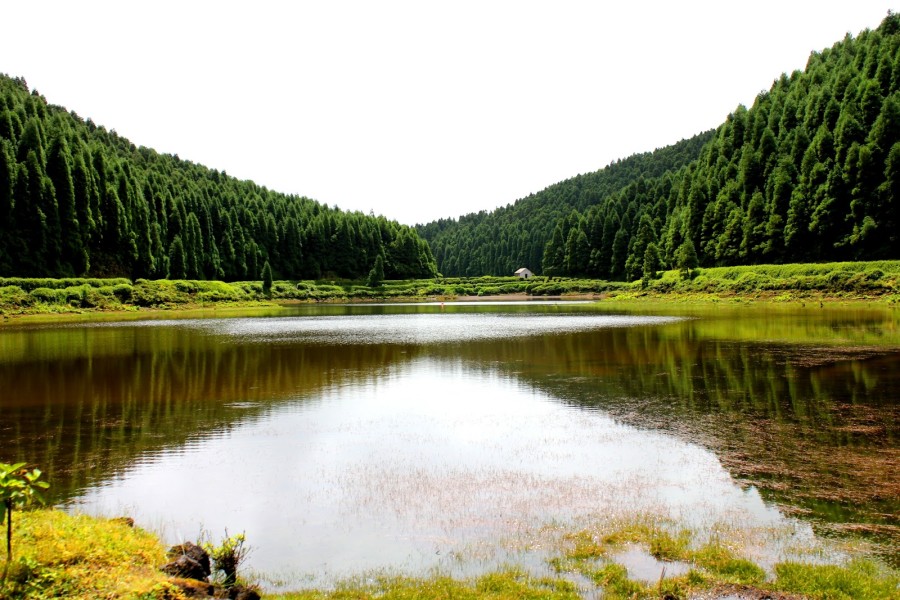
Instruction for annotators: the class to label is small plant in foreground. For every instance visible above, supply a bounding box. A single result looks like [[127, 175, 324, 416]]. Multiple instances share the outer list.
[[203, 531, 249, 587], [0, 463, 49, 581]]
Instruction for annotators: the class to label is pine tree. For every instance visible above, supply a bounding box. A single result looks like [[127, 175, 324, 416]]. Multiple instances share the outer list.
[[675, 239, 699, 279], [367, 254, 385, 287], [642, 242, 661, 287], [0, 140, 15, 272], [47, 135, 85, 275], [168, 235, 186, 279], [261, 260, 273, 296], [541, 222, 567, 276]]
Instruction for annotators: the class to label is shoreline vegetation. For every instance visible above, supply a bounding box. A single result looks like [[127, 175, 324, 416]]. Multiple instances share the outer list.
[[1, 509, 898, 600], [0, 260, 899, 321]]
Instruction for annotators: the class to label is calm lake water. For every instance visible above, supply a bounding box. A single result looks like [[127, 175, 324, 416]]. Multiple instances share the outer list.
[[1, 301, 898, 586]]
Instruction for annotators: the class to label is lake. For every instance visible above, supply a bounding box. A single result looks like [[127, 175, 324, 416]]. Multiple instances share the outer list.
[[1, 301, 897, 586]]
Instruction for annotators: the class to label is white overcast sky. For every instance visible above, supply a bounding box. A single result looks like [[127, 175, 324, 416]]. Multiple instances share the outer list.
[[1, 1, 895, 225]]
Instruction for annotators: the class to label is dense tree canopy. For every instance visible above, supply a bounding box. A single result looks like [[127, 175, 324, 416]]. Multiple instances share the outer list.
[[0, 75, 437, 281], [416, 133, 712, 277], [421, 14, 900, 279]]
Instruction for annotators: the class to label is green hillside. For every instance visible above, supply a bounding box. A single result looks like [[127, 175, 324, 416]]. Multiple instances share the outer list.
[[417, 132, 712, 276], [0, 75, 437, 281], [421, 13, 900, 280]]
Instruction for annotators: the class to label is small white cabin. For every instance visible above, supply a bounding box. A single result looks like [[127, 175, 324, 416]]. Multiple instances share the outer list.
[[514, 267, 534, 279]]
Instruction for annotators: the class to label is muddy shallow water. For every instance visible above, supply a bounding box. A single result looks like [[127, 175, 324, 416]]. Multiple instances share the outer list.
[[1, 301, 897, 585]]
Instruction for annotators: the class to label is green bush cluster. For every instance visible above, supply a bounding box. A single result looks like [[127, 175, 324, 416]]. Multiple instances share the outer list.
[[641, 261, 899, 296], [0, 277, 131, 292], [130, 280, 261, 307], [0, 286, 31, 308]]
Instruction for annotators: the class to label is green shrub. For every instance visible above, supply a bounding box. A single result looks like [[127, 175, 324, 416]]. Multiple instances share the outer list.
[[62, 286, 86, 305], [476, 286, 500, 296], [190, 281, 246, 302], [421, 285, 449, 295], [79, 285, 104, 308], [174, 280, 200, 294], [131, 280, 183, 306], [0, 286, 31, 308], [111, 284, 133, 303], [0, 277, 131, 291], [530, 283, 566, 296], [730, 272, 777, 292], [29, 287, 63, 304], [196, 291, 234, 302]]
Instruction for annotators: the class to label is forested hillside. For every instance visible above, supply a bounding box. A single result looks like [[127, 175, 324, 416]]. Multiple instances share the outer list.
[[0, 75, 437, 281], [422, 14, 900, 280], [417, 132, 712, 276]]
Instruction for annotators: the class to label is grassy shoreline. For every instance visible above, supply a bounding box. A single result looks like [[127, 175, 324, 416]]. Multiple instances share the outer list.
[[2, 509, 897, 599], [1, 260, 898, 322]]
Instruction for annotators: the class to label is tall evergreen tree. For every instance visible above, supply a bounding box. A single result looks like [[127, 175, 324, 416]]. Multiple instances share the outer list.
[[367, 253, 385, 287], [168, 235, 186, 279]]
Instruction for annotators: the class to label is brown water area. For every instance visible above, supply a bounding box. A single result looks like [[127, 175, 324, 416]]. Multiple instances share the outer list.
[[0, 302, 897, 585]]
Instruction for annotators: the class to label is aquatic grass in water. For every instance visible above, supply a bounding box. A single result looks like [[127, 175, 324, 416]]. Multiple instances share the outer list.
[[773, 559, 900, 600], [543, 519, 899, 599]]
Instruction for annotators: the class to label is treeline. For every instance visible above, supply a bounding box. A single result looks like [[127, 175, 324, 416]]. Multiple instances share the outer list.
[[0, 75, 438, 281], [417, 132, 712, 276], [422, 14, 900, 280]]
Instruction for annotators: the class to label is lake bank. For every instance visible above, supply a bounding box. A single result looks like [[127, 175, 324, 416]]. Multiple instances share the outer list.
[[1, 285, 897, 327], [1, 260, 898, 321], [3, 508, 897, 599]]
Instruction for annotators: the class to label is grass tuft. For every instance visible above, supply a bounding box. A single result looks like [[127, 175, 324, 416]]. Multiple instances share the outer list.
[[774, 559, 900, 600], [648, 529, 692, 562], [690, 543, 766, 585]]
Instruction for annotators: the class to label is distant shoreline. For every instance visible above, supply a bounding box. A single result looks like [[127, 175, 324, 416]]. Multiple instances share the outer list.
[[1, 289, 895, 328], [1, 262, 898, 323]]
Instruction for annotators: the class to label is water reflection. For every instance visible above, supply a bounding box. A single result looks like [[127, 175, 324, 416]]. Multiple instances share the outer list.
[[0, 324, 415, 500], [69, 358, 795, 585], [445, 325, 900, 531], [0, 303, 898, 579]]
